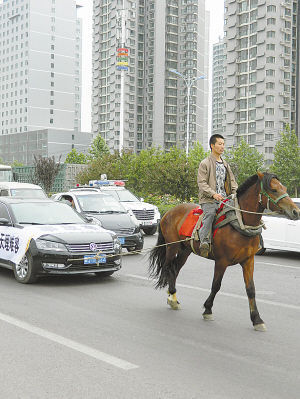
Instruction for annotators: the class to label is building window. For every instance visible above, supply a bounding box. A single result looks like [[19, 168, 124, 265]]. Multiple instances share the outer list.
[[265, 121, 274, 128], [267, 18, 276, 25], [50, 118, 53, 124]]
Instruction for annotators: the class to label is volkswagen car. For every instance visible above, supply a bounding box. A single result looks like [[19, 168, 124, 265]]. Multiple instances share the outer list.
[[0, 198, 122, 283]]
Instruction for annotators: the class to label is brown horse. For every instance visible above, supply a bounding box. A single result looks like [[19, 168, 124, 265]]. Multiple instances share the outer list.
[[149, 172, 300, 331]]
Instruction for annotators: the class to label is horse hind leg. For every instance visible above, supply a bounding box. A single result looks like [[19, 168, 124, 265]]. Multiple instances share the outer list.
[[203, 262, 227, 321], [167, 245, 191, 310]]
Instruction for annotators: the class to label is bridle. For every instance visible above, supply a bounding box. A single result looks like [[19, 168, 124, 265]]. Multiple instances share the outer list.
[[259, 181, 289, 210]]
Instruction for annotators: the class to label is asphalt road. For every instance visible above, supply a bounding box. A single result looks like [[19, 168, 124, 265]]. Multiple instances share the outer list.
[[0, 234, 299, 399]]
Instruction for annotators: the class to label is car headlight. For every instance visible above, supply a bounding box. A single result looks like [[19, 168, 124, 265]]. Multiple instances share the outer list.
[[154, 206, 161, 218], [36, 239, 67, 252], [113, 238, 122, 252], [127, 210, 140, 226]]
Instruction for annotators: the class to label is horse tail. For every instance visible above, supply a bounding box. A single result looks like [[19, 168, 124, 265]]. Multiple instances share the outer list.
[[149, 223, 168, 289]]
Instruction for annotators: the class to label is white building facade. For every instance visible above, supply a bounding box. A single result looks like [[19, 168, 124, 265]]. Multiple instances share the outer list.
[[92, 0, 209, 153], [0, 0, 82, 136], [223, 0, 298, 165]]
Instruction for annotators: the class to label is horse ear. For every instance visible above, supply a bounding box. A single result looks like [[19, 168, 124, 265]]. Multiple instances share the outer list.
[[257, 171, 264, 181]]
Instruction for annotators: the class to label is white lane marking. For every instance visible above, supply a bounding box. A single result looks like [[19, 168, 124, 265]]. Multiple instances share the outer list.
[[125, 274, 300, 311], [0, 312, 138, 371], [256, 261, 300, 270]]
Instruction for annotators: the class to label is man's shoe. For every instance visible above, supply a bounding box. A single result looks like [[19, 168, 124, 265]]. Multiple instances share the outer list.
[[199, 242, 209, 258]]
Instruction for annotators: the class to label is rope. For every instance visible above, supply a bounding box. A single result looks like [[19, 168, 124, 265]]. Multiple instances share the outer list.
[[68, 237, 193, 262], [219, 197, 278, 216]]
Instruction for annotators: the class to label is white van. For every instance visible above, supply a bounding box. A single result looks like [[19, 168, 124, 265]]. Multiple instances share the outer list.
[[0, 182, 47, 198]]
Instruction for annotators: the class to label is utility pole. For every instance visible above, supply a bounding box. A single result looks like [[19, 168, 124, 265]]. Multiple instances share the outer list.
[[169, 69, 205, 156], [116, 0, 128, 155]]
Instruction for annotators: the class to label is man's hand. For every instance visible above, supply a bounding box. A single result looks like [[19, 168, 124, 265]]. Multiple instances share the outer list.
[[213, 193, 224, 201]]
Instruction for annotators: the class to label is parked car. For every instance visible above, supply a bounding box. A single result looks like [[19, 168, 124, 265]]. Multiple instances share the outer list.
[[0, 198, 122, 283], [52, 190, 144, 252], [72, 180, 161, 235], [257, 198, 300, 254], [0, 182, 47, 198]]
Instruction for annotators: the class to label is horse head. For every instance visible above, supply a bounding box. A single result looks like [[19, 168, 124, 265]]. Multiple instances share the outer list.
[[257, 171, 300, 220]]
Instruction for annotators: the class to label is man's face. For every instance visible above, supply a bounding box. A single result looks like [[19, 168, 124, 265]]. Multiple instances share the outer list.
[[211, 138, 225, 155]]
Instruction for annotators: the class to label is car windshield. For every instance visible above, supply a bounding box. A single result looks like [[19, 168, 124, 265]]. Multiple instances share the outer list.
[[109, 189, 139, 202], [76, 194, 127, 213], [9, 188, 47, 198], [11, 202, 87, 225]]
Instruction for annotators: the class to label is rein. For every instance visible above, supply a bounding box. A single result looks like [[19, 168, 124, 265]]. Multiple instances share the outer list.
[[220, 184, 289, 216]]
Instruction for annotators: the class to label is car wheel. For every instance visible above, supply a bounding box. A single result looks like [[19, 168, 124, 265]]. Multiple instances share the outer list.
[[13, 252, 38, 284], [256, 235, 266, 256], [127, 241, 143, 252], [142, 226, 157, 235]]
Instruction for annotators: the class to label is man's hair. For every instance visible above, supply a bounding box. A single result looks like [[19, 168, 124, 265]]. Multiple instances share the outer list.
[[209, 134, 224, 150]]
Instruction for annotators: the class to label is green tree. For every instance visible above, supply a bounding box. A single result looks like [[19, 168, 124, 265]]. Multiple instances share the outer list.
[[271, 125, 300, 196], [77, 144, 208, 202], [224, 139, 264, 185], [65, 148, 87, 164], [33, 155, 61, 194], [10, 160, 24, 167], [88, 134, 110, 160]]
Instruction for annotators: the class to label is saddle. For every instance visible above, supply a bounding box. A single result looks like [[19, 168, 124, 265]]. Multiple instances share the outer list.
[[179, 198, 265, 256]]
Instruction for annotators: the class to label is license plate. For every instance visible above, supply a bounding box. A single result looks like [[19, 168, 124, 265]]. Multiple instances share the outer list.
[[84, 254, 106, 264], [142, 220, 153, 226], [118, 237, 125, 244]]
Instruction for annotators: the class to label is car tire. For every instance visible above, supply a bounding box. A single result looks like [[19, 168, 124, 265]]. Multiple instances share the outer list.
[[13, 252, 38, 284], [142, 226, 157, 235], [256, 235, 266, 255], [127, 241, 144, 252]]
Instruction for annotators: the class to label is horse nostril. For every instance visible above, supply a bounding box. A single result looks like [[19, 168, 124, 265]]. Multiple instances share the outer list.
[[292, 209, 300, 219]]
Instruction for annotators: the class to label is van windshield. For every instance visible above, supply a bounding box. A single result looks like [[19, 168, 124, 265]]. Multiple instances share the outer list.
[[9, 189, 47, 199]]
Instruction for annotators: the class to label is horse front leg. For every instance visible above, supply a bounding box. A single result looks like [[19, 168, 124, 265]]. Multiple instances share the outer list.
[[203, 262, 227, 321], [241, 256, 266, 331]]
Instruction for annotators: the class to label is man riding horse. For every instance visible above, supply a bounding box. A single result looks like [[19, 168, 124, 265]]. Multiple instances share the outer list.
[[197, 134, 238, 258]]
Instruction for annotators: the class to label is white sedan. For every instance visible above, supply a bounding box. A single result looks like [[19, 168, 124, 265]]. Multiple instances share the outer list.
[[258, 198, 300, 254]]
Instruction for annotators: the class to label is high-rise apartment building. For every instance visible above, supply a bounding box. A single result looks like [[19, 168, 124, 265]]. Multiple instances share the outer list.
[[0, 0, 82, 136], [212, 38, 224, 135], [92, 0, 209, 153], [223, 0, 298, 165]]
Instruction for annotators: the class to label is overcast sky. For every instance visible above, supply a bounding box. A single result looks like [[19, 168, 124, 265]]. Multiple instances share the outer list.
[[77, 0, 225, 132]]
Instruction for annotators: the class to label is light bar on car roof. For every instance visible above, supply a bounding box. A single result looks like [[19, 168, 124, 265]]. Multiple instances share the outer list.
[[88, 180, 125, 187]]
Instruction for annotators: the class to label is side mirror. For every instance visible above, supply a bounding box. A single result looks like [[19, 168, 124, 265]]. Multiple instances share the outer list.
[[0, 218, 10, 225], [140, 197, 144, 202]]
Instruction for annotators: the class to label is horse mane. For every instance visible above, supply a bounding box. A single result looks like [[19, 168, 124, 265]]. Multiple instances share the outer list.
[[236, 172, 279, 198]]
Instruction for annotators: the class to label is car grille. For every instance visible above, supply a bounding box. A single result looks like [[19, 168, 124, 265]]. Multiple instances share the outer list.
[[114, 227, 135, 235], [132, 209, 154, 220], [65, 242, 114, 253]]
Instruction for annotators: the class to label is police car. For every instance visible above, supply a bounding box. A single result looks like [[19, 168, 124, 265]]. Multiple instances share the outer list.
[[0, 197, 122, 283], [71, 180, 161, 235]]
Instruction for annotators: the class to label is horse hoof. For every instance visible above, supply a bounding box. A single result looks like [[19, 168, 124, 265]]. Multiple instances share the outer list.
[[203, 313, 214, 321], [167, 297, 180, 310], [254, 323, 267, 332]]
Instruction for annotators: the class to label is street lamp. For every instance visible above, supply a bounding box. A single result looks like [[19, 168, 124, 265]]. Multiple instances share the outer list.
[[169, 69, 205, 155]]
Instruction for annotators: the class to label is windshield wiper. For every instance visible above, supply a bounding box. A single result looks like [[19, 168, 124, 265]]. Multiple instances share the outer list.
[[84, 210, 100, 214], [18, 222, 43, 225]]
